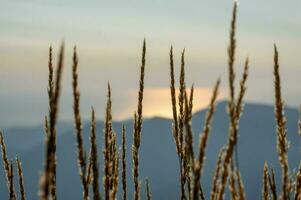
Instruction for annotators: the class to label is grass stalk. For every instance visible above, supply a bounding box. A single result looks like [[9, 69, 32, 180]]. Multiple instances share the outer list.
[[42, 42, 64, 200], [122, 125, 127, 200], [268, 167, 278, 200], [210, 147, 225, 200], [132, 39, 146, 200], [236, 169, 245, 200], [16, 157, 26, 200], [262, 162, 270, 200], [48, 45, 54, 111], [9, 161, 17, 200], [273, 44, 290, 199], [169, 46, 187, 200], [193, 78, 220, 200], [104, 83, 112, 200], [146, 178, 152, 200], [295, 164, 301, 200], [229, 166, 238, 200], [90, 108, 101, 200], [72, 46, 90, 200], [0, 131, 16, 200]]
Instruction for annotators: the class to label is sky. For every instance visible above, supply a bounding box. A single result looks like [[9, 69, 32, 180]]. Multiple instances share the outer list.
[[0, 0, 300, 128]]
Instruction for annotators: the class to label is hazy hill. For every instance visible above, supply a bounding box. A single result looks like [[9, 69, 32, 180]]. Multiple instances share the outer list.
[[0, 101, 300, 199]]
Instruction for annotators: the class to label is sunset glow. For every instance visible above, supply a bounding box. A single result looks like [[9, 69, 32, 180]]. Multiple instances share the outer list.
[[116, 87, 227, 120]]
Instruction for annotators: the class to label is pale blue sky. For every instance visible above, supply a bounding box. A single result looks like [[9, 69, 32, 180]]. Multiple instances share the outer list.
[[0, 0, 300, 128]]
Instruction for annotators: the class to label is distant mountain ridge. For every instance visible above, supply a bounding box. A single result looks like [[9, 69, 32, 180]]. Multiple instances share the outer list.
[[0, 101, 300, 199]]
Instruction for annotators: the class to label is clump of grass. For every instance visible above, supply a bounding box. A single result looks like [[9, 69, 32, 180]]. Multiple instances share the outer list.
[[192, 78, 220, 199], [169, 45, 221, 200], [216, 2, 239, 198], [216, 2, 250, 199], [170, 47, 196, 200], [41, 42, 64, 200]]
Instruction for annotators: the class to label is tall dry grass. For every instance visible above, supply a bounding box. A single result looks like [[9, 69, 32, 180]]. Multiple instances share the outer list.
[[0, 1, 301, 200], [72, 46, 90, 200], [0, 131, 17, 200], [169, 46, 186, 200], [103, 83, 113, 200], [122, 125, 127, 200], [273, 44, 290, 200], [193, 78, 220, 200], [102, 83, 119, 200], [40, 42, 64, 200], [90, 108, 101, 200], [262, 162, 269, 200], [145, 178, 152, 200], [16, 157, 26, 200], [295, 165, 301, 199], [268, 167, 278, 200], [9, 161, 16, 200], [210, 146, 225, 200], [132, 39, 146, 200]]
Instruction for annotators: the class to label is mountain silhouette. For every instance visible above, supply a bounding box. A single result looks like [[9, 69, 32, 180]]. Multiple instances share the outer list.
[[0, 101, 300, 199]]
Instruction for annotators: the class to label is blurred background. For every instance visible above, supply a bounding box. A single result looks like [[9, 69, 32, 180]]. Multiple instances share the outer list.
[[0, 0, 300, 128]]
